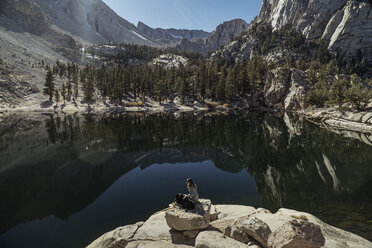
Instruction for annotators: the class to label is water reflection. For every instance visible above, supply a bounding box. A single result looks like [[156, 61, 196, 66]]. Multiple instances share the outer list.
[[0, 112, 371, 248]]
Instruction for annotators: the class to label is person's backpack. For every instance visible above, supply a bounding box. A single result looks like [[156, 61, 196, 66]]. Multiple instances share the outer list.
[[175, 193, 195, 210]]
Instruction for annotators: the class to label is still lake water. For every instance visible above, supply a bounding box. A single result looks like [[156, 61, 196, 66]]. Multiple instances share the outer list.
[[0, 111, 371, 248]]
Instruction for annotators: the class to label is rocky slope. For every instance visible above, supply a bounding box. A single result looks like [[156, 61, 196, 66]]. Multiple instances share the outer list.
[[0, 0, 161, 106], [137, 22, 211, 46], [0, 0, 50, 34], [34, 0, 158, 46], [220, 0, 372, 63], [87, 204, 372, 248], [176, 19, 249, 56], [0, 0, 83, 107], [258, 0, 372, 62]]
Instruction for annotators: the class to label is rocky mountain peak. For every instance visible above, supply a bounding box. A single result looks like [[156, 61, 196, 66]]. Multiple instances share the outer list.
[[137, 21, 211, 46], [175, 18, 249, 56], [33, 0, 159, 46], [213, 18, 248, 40], [257, 0, 372, 62]]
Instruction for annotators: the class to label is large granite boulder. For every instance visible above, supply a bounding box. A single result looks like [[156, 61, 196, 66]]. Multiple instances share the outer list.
[[195, 231, 255, 248], [86, 205, 372, 248], [133, 211, 172, 241], [86, 222, 143, 248], [132, 210, 195, 246], [226, 216, 272, 247], [250, 208, 372, 248], [264, 68, 290, 108], [209, 204, 219, 222], [126, 240, 190, 248], [267, 219, 325, 248], [165, 199, 211, 231], [284, 69, 307, 110], [210, 205, 256, 233]]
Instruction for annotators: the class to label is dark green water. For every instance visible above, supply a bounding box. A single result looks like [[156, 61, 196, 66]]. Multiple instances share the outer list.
[[0, 112, 371, 248]]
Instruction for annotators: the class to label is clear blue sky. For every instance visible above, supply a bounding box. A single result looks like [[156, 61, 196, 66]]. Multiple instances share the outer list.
[[103, 0, 262, 32]]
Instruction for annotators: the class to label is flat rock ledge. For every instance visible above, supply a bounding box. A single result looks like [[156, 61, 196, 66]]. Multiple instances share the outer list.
[[86, 203, 372, 248]]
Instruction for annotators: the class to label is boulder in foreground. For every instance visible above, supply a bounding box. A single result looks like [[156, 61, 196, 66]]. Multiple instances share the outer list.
[[267, 219, 325, 248], [86, 204, 372, 248], [225, 215, 272, 247], [195, 231, 256, 248], [165, 199, 211, 231], [86, 222, 143, 248]]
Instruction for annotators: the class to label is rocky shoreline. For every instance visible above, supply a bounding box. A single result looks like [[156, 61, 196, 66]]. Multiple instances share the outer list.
[[303, 107, 372, 134], [86, 202, 372, 248], [1, 99, 372, 139]]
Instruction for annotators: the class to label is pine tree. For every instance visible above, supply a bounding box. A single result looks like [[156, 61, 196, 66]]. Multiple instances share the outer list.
[[54, 89, 60, 106], [82, 68, 95, 103], [67, 81, 72, 100], [225, 69, 235, 102], [44, 68, 54, 101], [61, 83, 66, 103]]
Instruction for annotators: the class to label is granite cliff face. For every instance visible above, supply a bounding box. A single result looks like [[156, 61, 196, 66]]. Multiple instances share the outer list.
[[137, 21, 211, 46], [176, 19, 249, 56], [0, 0, 158, 46], [34, 0, 158, 46], [257, 0, 372, 62], [0, 0, 50, 34]]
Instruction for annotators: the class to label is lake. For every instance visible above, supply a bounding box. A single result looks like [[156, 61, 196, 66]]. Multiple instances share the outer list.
[[0, 111, 371, 248]]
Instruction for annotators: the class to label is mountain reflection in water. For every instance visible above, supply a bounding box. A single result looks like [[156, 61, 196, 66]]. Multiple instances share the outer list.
[[0, 112, 371, 248]]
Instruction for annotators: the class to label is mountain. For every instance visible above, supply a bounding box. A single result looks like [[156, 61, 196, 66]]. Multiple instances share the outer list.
[[137, 21, 211, 45], [0, 0, 159, 46], [0, 0, 161, 106], [175, 18, 249, 56], [258, 0, 372, 62], [0, 0, 50, 35], [215, 0, 372, 63], [34, 0, 158, 46], [0, 0, 82, 105]]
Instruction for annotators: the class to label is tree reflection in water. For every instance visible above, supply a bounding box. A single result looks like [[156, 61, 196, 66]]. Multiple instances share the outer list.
[[0, 112, 371, 245]]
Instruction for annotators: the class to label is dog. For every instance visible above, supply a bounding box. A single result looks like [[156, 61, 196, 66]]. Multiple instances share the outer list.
[[175, 193, 195, 210]]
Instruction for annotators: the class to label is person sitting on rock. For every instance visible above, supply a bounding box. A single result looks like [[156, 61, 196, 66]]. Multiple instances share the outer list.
[[186, 178, 199, 203], [185, 178, 205, 215]]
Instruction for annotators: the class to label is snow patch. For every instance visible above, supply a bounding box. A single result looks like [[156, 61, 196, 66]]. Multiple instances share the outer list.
[[131, 30, 149, 41], [170, 33, 183, 39]]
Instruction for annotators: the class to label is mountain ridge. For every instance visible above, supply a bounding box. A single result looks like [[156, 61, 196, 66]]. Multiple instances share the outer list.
[[257, 0, 372, 62], [137, 21, 211, 46], [175, 18, 249, 56], [33, 0, 159, 46]]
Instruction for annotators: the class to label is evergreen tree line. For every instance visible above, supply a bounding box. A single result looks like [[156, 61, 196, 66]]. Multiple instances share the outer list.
[[305, 61, 372, 109], [43, 25, 371, 109], [88, 43, 204, 66], [43, 61, 80, 104], [44, 55, 371, 109], [73, 56, 269, 104]]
